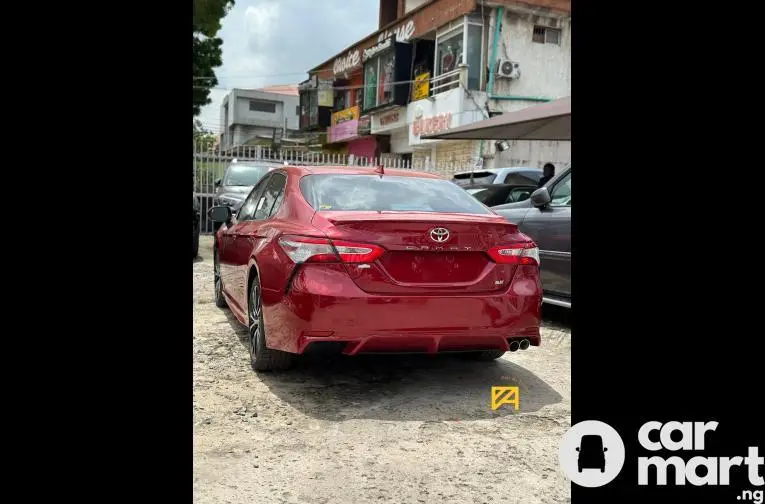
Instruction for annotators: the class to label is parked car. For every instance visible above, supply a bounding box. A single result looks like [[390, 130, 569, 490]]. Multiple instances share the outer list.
[[492, 164, 571, 308], [208, 166, 543, 371], [464, 183, 538, 207], [451, 167, 543, 187], [193, 195, 201, 258], [214, 160, 281, 213]]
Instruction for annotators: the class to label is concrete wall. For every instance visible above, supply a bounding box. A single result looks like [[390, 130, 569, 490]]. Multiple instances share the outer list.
[[490, 9, 571, 101], [480, 5, 571, 170]]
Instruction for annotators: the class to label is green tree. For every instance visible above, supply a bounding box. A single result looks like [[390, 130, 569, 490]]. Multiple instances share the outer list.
[[193, 0, 235, 117], [194, 119, 218, 151]]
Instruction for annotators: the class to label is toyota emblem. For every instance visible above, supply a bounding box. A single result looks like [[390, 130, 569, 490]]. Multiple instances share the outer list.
[[429, 227, 450, 243]]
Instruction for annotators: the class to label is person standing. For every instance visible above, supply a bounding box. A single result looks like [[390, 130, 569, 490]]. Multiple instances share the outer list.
[[538, 163, 555, 188]]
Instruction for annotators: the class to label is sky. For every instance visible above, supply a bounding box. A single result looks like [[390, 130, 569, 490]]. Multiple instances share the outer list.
[[198, 0, 379, 133]]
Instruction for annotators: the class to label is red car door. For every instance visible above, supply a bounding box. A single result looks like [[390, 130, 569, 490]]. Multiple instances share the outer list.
[[229, 173, 288, 309], [219, 176, 273, 311]]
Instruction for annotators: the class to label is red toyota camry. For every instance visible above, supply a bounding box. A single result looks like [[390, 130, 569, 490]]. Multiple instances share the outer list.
[[208, 165, 542, 371]]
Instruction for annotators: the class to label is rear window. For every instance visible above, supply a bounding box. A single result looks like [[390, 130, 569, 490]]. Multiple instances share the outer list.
[[503, 170, 542, 185], [300, 174, 491, 214], [452, 171, 497, 186], [223, 164, 272, 186]]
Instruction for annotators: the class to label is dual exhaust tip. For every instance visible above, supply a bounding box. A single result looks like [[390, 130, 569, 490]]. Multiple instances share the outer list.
[[509, 338, 531, 352]]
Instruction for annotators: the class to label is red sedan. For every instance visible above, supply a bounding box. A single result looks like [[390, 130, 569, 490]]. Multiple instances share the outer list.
[[208, 165, 542, 371]]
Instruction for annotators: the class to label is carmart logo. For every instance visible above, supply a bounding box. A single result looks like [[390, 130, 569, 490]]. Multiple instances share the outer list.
[[559, 420, 764, 492]]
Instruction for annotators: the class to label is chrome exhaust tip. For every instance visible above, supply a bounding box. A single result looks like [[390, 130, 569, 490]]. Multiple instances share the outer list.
[[509, 340, 520, 352], [519, 339, 530, 350]]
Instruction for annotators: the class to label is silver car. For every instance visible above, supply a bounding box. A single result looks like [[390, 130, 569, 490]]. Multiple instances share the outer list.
[[451, 166, 542, 187]]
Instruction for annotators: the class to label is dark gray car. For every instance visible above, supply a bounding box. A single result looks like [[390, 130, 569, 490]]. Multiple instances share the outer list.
[[492, 164, 571, 308], [214, 161, 280, 212]]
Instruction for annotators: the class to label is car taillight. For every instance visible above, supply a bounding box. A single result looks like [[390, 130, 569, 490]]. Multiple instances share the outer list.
[[278, 235, 385, 264], [486, 242, 540, 265]]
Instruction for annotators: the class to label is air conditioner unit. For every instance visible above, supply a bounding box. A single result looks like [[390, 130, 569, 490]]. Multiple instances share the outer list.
[[497, 59, 521, 80]]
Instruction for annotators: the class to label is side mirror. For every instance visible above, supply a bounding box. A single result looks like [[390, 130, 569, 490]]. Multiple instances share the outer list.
[[208, 205, 232, 224], [575, 447, 580, 452], [603, 447, 608, 452], [530, 187, 552, 208], [214, 178, 222, 187]]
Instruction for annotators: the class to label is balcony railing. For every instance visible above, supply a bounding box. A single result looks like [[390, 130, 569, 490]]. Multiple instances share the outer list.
[[429, 68, 462, 96]]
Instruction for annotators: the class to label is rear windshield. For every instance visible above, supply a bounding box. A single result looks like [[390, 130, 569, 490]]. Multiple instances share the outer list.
[[452, 171, 497, 186], [503, 171, 542, 185], [300, 174, 491, 214], [223, 164, 272, 186]]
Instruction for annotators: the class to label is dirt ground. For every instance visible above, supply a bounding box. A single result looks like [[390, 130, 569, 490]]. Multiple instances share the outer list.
[[193, 235, 571, 504]]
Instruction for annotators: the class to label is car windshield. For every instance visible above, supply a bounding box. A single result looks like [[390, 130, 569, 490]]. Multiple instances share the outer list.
[[223, 164, 272, 186], [300, 174, 492, 214]]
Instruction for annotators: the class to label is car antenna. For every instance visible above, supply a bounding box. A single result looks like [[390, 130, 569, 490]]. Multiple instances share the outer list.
[[374, 165, 385, 178]]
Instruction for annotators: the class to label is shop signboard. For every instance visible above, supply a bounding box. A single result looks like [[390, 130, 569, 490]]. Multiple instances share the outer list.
[[371, 107, 406, 134]]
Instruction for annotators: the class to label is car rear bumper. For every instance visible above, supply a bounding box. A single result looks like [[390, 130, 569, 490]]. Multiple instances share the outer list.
[[262, 264, 542, 355]]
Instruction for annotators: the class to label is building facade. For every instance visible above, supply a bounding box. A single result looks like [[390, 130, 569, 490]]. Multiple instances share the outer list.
[[299, 0, 571, 174], [219, 85, 300, 151]]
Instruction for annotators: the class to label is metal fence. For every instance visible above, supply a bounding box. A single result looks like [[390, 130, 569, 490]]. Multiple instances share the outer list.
[[193, 141, 479, 234]]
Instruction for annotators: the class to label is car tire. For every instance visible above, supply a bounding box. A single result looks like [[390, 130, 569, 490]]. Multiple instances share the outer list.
[[213, 249, 227, 308], [193, 219, 200, 258], [464, 350, 506, 361], [248, 275, 293, 372]]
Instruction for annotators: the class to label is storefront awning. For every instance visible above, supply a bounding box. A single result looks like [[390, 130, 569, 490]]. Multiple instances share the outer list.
[[420, 96, 571, 141]]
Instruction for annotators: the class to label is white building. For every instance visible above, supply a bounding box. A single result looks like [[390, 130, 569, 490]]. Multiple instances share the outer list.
[[405, 3, 571, 174], [219, 85, 300, 150]]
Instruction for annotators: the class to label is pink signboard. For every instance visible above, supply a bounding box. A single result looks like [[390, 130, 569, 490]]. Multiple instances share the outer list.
[[329, 119, 359, 143]]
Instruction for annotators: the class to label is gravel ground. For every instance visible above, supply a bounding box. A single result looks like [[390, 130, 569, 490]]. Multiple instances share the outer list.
[[193, 235, 571, 504]]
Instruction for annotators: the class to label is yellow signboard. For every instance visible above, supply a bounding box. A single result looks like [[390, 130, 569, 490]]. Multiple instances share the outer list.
[[412, 72, 430, 101], [331, 105, 360, 126]]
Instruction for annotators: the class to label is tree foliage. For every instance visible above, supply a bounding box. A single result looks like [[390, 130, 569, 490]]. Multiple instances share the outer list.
[[193, 0, 235, 117], [194, 119, 218, 151]]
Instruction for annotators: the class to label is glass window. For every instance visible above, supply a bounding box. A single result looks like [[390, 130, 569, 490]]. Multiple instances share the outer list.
[[237, 175, 272, 221], [363, 62, 378, 110], [503, 172, 541, 185], [269, 186, 286, 218], [253, 173, 287, 220], [300, 174, 491, 214], [362, 51, 397, 110], [249, 100, 276, 113], [436, 30, 462, 76], [452, 171, 496, 185], [466, 24, 482, 90], [506, 188, 532, 203], [550, 172, 571, 206], [378, 52, 396, 106]]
